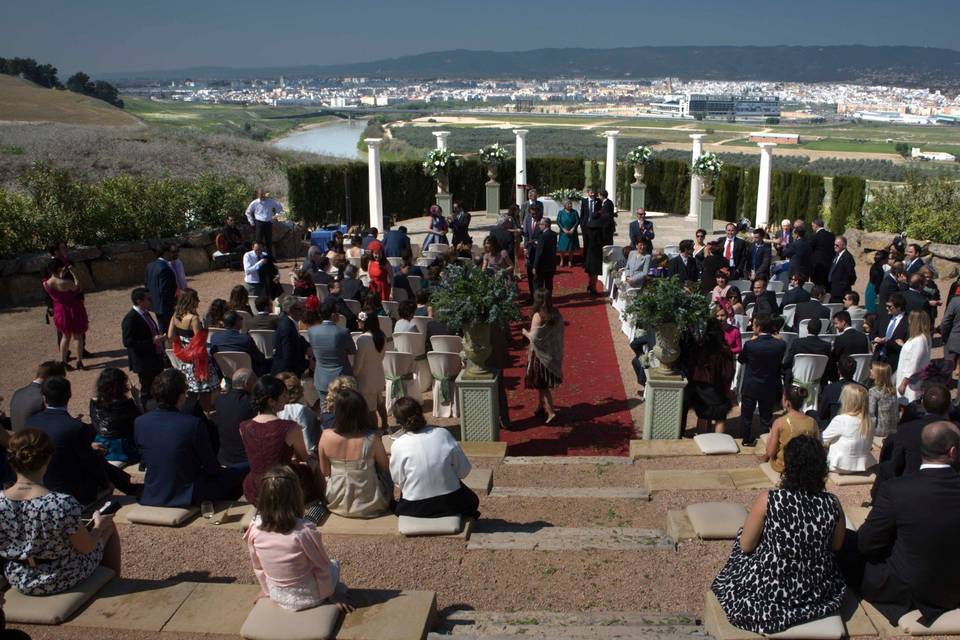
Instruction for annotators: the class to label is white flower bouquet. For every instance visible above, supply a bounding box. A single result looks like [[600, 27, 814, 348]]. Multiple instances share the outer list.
[[479, 143, 508, 166], [422, 148, 462, 178], [549, 188, 582, 203], [691, 152, 724, 179], [626, 145, 654, 166]]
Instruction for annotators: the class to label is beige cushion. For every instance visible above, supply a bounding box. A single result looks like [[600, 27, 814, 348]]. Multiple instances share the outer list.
[[759, 462, 781, 485], [4, 566, 116, 624], [240, 598, 340, 640], [769, 614, 845, 639], [829, 472, 876, 486], [398, 515, 462, 536], [127, 505, 199, 526], [685, 503, 748, 539], [694, 433, 740, 455], [899, 609, 960, 635]]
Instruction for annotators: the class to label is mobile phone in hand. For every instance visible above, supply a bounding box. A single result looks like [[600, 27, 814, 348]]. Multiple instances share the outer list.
[[98, 500, 123, 517]]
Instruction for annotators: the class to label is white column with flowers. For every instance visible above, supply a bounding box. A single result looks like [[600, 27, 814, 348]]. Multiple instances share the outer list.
[[627, 145, 653, 214], [688, 134, 705, 220], [756, 142, 776, 229], [480, 143, 507, 216], [692, 152, 723, 234], [365, 138, 384, 231]]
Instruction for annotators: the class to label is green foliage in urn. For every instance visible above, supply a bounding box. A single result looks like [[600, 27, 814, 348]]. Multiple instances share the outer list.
[[430, 264, 521, 333], [624, 276, 711, 336]]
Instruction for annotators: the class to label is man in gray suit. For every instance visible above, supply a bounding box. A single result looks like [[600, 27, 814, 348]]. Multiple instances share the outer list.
[[308, 299, 356, 399], [941, 295, 960, 363], [10, 361, 67, 431]]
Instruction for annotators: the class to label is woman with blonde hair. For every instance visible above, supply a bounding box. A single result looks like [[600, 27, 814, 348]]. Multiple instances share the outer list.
[[276, 372, 319, 454], [868, 362, 899, 437], [822, 384, 876, 473], [895, 311, 932, 404]]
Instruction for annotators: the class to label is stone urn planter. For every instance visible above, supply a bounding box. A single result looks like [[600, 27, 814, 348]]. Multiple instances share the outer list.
[[462, 323, 494, 380], [486, 164, 498, 182], [436, 172, 450, 195], [651, 323, 682, 375], [633, 165, 645, 182], [700, 178, 716, 197]]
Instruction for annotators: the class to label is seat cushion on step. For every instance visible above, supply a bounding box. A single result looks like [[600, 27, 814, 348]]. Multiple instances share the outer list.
[[4, 566, 116, 625], [829, 472, 875, 486], [240, 597, 340, 640], [685, 503, 748, 539], [769, 614, 845, 639], [899, 609, 960, 635], [694, 433, 740, 455], [398, 515, 462, 536], [759, 462, 781, 485], [126, 504, 199, 526]]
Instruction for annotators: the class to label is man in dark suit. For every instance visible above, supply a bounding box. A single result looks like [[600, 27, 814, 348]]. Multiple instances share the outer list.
[[779, 274, 812, 312], [783, 226, 813, 280], [522, 188, 544, 220], [792, 285, 831, 332], [144, 243, 179, 332], [209, 312, 269, 376], [9, 361, 66, 431], [628, 208, 655, 250], [875, 385, 953, 491], [940, 295, 960, 362], [782, 317, 832, 385], [904, 243, 925, 275], [819, 356, 863, 425], [338, 264, 366, 303], [827, 235, 857, 302], [136, 370, 245, 508], [326, 279, 359, 331], [738, 315, 787, 445], [746, 228, 772, 281], [381, 225, 411, 259], [490, 217, 516, 262], [214, 369, 257, 467], [121, 287, 167, 407], [873, 293, 909, 371], [666, 240, 699, 284], [522, 201, 544, 300], [720, 222, 748, 278], [743, 276, 779, 318], [904, 275, 930, 316], [247, 296, 278, 331], [583, 191, 611, 296], [843, 421, 960, 627], [272, 298, 310, 377], [532, 217, 558, 301], [809, 219, 835, 286], [579, 188, 597, 231], [830, 310, 871, 377], [877, 265, 907, 313], [360, 228, 378, 251], [597, 189, 616, 246]]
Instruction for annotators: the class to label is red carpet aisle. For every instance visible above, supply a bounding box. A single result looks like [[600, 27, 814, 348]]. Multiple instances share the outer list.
[[498, 265, 634, 456]]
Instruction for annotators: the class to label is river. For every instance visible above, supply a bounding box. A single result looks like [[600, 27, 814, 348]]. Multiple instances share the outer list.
[[272, 118, 368, 159]]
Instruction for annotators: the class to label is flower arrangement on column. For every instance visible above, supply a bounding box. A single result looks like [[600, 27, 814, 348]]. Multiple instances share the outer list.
[[422, 148, 462, 194], [548, 188, 582, 203], [624, 277, 709, 374], [626, 145, 654, 181], [479, 143, 508, 181], [691, 152, 724, 196]]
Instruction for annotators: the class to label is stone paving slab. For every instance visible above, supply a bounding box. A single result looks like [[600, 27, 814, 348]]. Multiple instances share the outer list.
[[502, 456, 633, 465], [644, 470, 736, 491], [162, 582, 260, 635], [728, 467, 775, 490], [704, 590, 877, 639], [631, 439, 760, 458], [464, 468, 493, 495], [829, 471, 876, 486], [467, 525, 673, 551], [666, 510, 696, 543], [66, 579, 196, 632], [461, 441, 508, 458], [338, 589, 437, 640], [489, 486, 650, 500], [433, 609, 702, 639]]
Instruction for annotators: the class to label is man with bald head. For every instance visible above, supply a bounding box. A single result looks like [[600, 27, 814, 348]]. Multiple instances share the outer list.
[[844, 420, 960, 626], [214, 369, 257, 466]]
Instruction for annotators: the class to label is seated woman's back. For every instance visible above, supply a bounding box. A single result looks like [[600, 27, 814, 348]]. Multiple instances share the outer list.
[[771, 413, 819, 474], [389, 426, 469, 499]]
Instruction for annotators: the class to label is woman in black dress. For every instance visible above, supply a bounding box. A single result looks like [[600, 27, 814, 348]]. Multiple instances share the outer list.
[[686, 319, 734, 433], [90, 367, 141, 464], [582, 198, 609, 296]]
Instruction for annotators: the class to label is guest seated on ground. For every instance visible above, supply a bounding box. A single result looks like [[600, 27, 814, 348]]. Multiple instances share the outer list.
[[244, 465, 351, 613], [0, 429, 122, 595], [388, 398, 480, 520], [318, 376, 360, 432], [209, 311, 270, 376], [822, 384, 876, 473], [757, 386, 819, 474], [215, 369, 257, 467], [316, 389, 391, 519], [394, 300, 419, 334], [136, 370, 246, 507], [241, 375, 319, 507], [712, 436, 845, 634], [89, 367, 141, 464], [841, 421, 960, 627]]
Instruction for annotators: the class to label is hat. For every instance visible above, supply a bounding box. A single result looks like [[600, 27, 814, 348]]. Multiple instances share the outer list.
[[367, 240, 383, 254]]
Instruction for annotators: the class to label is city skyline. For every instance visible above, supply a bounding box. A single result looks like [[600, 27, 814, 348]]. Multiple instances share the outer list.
[[3, 0, 960, 76]]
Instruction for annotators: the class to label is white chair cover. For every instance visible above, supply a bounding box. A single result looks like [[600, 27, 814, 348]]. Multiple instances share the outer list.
[[745, 303, 755, 317], [430, 335, 463, 354], [802, 282, 815, 293], [849, 306, 866, 320], [344, 299, 362, 315], [851, 353, 872, 385], [382, 351, 416, 411], [165, 349, 185, 369], [248, 330, 276, 357], [213, 351, 253, 381], [779, 331, 798, 350], [427, 351, 462, 418], [416, 258, 433, 268], [236, 310, 254, 332], [407, 276, 422, 295], [663, 245, 680, 258], [850, 317, 865, 333], [315, 283, 329, 302], [393, 332, 430, 392], [382, 300, 399, 318], [734, 314, 749, 332], [206, 327, 226, 343], [411, 244, 421, 259], [798, 319, 811, 338], [740, 331, 754, 342], [824, 303, 844, 317], [411, 316, 431, 335], [378, 315, 393, 343], [386, 257, 403, 268], [792, 354, 829, 413], [729, 280, 751, 293], [392, 288, 409, 302], [347, 256, 362, 268], [782, 304, 798, 329], [766, 280, 785, 293]]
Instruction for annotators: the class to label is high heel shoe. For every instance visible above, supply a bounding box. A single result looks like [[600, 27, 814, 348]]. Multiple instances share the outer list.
[[545, 413, 558, 425], [61, 360, 75, 372], [76, 360, 85, 371]]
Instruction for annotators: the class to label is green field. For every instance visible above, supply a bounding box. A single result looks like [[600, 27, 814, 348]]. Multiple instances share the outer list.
[[123, 96, 335, 139]]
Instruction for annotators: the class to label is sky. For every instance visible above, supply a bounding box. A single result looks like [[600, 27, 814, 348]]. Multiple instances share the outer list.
[[4, 0, 959, 76]]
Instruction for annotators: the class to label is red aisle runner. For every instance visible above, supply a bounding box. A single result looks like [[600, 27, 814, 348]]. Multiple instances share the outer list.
[[499, 265, 634, 456]]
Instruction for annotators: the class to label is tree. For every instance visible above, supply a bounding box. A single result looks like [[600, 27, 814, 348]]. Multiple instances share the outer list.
[[92, 80, 123, 108], [765, 117, 780, 125], [66, 72, 94, 95], [894, 142, 910, 157]]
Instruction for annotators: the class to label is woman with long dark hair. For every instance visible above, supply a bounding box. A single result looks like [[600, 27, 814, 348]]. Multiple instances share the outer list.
[[167, 288, 218, 411], [353, 311, 387, 430], [523, 289, 564, 424], [89, 367, 141, 463], [43, 258, 89, 370], [686, 319, 735, 433]]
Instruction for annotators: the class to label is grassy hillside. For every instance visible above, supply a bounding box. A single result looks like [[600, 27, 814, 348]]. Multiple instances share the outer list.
[[0, 75, 140, 126]]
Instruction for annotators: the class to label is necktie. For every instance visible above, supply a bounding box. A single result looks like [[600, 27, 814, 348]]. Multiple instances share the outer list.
[[144, 312, 162, 353], [885, 316, 898, 340], [725, 239, 732, 261]]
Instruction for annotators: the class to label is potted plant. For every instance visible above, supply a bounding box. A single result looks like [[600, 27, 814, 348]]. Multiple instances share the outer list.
[[623, 277, 710, 375], [692, 152, 724, 196], [479, 143, 508, 182], [626, 145, 654, 181], [430, 264, 520, 379], [422, 148, 462, 194]]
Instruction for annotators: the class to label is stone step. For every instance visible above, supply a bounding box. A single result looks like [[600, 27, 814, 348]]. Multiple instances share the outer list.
[[645, 468, 773, 491], [431, 609, 704, 639], [502, 456, 633, 465], [466, 525, 673, 551], [488, 486, 650, 500]]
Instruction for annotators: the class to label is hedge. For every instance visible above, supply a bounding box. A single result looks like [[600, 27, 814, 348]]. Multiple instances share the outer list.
[[829, 175, 867, 233]]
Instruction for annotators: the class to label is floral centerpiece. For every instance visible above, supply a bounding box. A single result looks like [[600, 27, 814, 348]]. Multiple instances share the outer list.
[[479, 143, 508, 181], [422, 148, 462, 193], [548, 188, 582, 204], [626, 145, 654, 181], [691, 152, 724, 195], [624, 277, 710, 374], [430, 263, 520, 379]]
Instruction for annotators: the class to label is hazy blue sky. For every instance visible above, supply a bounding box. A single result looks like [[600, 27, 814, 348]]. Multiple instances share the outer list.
[[4, 0, 959, 75]]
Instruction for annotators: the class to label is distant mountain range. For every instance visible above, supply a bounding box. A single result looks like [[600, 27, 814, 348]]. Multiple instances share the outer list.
[[103, 45, 960, 87]]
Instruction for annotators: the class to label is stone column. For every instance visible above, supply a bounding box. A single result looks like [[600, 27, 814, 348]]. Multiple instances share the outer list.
[[756, 142, 777, 229], [688, 134, 705, 220], [631, 168, 646, 215], [513, 129, 528, 205], [457, 370, 500, 442], [432, 131, 450, 150], [603, 130, 619, 208], [698, 194, 715, 240], [642, 371, 688, 439], [485, 180, 500, 216], [365, 138, 384, 231]]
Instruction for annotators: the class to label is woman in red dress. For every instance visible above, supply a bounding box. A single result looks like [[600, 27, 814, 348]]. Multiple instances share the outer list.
[[365, 241, 392, 303], [43, 258, 89, 370]]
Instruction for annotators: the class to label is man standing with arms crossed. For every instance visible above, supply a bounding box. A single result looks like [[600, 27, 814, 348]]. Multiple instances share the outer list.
[[245, 188, 284, 255]]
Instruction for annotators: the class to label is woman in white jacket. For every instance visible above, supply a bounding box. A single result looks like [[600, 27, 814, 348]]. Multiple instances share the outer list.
[[822, 384, 875, 473], [895, 311, 931, 405]]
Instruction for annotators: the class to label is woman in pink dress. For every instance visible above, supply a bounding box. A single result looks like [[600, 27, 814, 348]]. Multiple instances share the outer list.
[[43, 258, 89, 370], [715, 305, 743, 356]]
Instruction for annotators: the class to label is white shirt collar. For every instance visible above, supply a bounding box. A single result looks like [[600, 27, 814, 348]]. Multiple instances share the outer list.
[[920, 463, 951, 470]]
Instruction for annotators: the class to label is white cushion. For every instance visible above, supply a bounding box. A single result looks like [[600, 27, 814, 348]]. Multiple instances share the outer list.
[[694, 433, 740, 455], [769, 614, 845, 638], [685, 503, 748, 539], [398, 515, 462, 536], [4, 566, 115, 624], [829, 472, 876, 486], [127, 505, 199, 526], [899, 609, 960, 635], [240, 598, 340, 640]]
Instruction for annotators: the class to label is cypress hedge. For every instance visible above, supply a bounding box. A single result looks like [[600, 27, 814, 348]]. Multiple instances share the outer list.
[[830, 175, 867, 233]]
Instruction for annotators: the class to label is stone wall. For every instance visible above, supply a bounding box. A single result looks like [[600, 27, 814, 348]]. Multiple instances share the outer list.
[[844, 228, 960, 279], [0, 222, 305, 308]]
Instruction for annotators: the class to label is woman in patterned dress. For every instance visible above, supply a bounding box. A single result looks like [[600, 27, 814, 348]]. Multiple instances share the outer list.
[[712, 435, 845, 634], [167, 288, 219, 411]]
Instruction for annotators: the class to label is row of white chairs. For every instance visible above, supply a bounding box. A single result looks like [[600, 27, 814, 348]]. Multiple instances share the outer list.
[[732, 352, 872, 410]]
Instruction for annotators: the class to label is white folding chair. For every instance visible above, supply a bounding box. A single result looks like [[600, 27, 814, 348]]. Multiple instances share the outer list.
[[383, 351, 416, 412], [347, 256, 362, 268], [386, 257, 403, 268], [782, 304, 798, 330], [206, 327, 226, 344], [315, 283, 329, 302], [427, 352, 462, 418], [407, 275, 422, 295], [411, 316, 431, 335], [824, 303, 844, 317], [600, 245, 623, 288], [802, 282, 814, 293], [213, 351, 253, 382], [766, 280, 785, 293], [851, 353, 872, 385], [848, 306, 866, 321], [734, 314, 749, 332], [850, 317, 865, 333], [391, 287, 409, 302], [430, 335, 463, 354], [378, 315, 394, 343], [416, 258, 434, 268], [393, 331, 430, 393], [344, 299, 362, 316], [663, 245, 680, 258], [236, 310, 254, 332], [792, 354, 829, 413], [382, 300, 399, 318], [777, 331, 797, 350], [745, 303, 756, 317], [740, 331, 754, 342], [730, 280, 751, 293], [248, 329, 276, 357], [798, 319, 811, 338]]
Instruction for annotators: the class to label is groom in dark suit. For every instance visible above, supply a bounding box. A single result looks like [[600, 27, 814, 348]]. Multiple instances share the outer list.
[[121, 287, 167, 406], [533, 217, 558, 302]]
